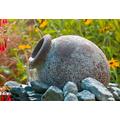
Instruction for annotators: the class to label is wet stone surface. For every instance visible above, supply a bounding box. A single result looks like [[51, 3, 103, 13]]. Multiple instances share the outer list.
[[108, 86, 120, 101], [81, 77, 114, 101], [63, 81, 78, 96], [64, 93, 78, 101], [3, 78, 120, 101], [77, 90, 95, 101], [41, 86, 64, 101], [4, 81, 22, 88], [30, 80, 49, 94], [10, 87, 29, 101]]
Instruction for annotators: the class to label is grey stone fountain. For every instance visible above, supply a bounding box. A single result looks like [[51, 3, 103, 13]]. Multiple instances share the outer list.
[[5, 34, 120, 101], [29, 34, 110, 89]]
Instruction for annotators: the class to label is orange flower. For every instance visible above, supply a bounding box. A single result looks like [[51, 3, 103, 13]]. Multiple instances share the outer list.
[[84, 19, 92, 25], [108, 58, 120, 69], [18, 44, 31, 50], [37, 19, 48, 29]]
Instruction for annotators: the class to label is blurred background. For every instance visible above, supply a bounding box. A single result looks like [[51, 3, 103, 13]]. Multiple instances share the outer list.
[[0, 19, 120, 86]]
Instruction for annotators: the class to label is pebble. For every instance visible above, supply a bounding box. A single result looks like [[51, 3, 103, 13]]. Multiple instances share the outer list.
[[64, 93, 78, 101], [77, 90, 95, 101], [63, 81, 78, 96], [30, 81, 49, 93], [81, 77, 114, 101], [41, 86, 64, 101]]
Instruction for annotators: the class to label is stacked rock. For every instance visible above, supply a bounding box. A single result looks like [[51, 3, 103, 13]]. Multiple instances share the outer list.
[[3, 77, 120, 101]]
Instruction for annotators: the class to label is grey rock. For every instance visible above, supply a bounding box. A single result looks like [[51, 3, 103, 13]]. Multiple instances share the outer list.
[[63, 81, 78, 96], [77, 90, 95, 101], [24, 86, 33, 92], [28, 97, 41, 101], [64, 93, 78, 101], [108, 87, 120, 95], [4, 81, 21, 88], [107, 97, 115, 101], [21, 97, 29, 101], [81, 77, 113, 101], [21, 84, 28, 88], [108, 86, 120, 100], [108, 83, 119, 87], [12, 95, 29, 101], [41, 86, 64, 101], [29, 35, 110, 89], [27, 91, 41, 101], [27, 82, 31, 86], [27, 91, 42, 97], [112, 91, 120, 100], [30, 80, 49, 93], [10, 87, 29, 101], [11, 95, 21, 101], [10, 87, 26, 96]]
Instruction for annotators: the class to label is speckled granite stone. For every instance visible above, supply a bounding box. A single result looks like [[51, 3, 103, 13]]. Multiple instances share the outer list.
[[29, 35, 110, 89]]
